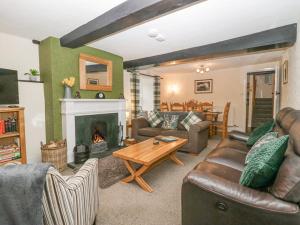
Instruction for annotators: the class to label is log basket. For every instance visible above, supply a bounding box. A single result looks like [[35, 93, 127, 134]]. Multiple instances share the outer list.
[[41, 139, 67, 172]]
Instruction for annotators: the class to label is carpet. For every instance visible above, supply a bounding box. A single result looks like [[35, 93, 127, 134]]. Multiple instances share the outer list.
[[96, 138, 219, 225], [98, 155, 141, 189]]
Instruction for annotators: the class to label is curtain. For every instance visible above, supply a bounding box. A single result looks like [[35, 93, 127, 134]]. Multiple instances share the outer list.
[[154, 76, 160, 111], [130, 71, 140, 118]]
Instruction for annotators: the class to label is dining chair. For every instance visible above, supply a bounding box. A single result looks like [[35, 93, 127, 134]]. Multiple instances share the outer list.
[[160, 102, 169, 112], [170, 102, 185, 111], [185, 100, 198, 111], [211, 102, 231, 138], [201, 101, 214, 121], [200, 101, 213, 112]]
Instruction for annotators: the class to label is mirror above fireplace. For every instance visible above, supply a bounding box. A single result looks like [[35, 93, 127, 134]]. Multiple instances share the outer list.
[[79, 53, 113, 91]]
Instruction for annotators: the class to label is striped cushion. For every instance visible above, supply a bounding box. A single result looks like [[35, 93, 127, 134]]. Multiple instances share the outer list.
[[42, 159, 99, 225]]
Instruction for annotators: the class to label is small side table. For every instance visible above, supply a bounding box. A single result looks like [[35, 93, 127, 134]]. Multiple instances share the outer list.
[[124, 138, 137, 146]]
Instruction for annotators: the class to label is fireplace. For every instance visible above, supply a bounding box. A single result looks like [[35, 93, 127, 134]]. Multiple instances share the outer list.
[[61, 99, 126, 163], [75, 113, 119, 157]]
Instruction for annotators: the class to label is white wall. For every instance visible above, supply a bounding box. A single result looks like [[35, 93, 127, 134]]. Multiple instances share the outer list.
[[280, 23, 300, 108], [159, 62, 279, 132], [0, 32, 46, 163]]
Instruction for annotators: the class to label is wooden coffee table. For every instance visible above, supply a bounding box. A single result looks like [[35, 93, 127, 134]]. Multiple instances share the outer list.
[[113, 137, 187, 192]]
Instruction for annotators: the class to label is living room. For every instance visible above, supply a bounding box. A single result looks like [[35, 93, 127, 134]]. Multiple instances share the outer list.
[[0, 0, 300, 225]]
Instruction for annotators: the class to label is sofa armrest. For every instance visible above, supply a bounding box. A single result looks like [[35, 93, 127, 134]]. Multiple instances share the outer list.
[[189, 121, 211, 133], [183, 170, 298, 214], [131, 117, 150, 139], [228, 130, 249, 142]]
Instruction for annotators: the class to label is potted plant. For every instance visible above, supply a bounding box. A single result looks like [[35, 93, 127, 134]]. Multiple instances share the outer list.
[[61, 77, 75, 98], [25, 69, 40, 81]]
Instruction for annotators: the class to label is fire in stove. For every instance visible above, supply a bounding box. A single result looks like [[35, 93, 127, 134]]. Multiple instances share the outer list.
[[92, 128, 105, 144]]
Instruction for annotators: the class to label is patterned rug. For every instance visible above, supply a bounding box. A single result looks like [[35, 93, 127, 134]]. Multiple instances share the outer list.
[[98, 155, 141, 189]]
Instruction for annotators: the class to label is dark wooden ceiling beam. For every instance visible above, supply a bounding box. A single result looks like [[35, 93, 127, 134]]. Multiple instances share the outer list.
[[60, 0, 206, 48], [124, 23, 297, 69]]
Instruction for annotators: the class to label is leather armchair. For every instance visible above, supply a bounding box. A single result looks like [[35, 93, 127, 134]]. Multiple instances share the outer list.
[[182, 168, 299, 225], [182, 108, 300, 225], [228, 130, 250, 142]]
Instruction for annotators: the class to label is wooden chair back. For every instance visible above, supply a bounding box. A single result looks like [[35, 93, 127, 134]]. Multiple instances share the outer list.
[[170, 102, 185, 111], [200, 102, 213, 112], [185, 100, 198, 111], [160, 102, 169, 112], [196, 102, 203, 112], [222, 102, 231, 137]]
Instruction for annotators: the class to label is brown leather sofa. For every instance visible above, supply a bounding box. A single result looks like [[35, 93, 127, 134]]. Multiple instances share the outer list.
[[182, 107, 300, 225], [131, 111, 210, 154]]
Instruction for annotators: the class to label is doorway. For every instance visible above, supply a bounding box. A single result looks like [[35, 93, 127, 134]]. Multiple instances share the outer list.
[[245, 71, 276, 132]]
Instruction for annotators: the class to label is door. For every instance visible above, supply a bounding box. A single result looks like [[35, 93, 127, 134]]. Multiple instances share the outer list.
[[246, 71, 275, 131], [273, 65, 281, 115]]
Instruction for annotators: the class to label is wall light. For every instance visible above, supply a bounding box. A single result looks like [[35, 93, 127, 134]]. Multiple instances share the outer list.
[[168, 84, 179, 94]]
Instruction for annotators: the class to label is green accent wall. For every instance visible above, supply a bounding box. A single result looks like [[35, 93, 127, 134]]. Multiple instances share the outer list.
[[39, 37, 123, 141]]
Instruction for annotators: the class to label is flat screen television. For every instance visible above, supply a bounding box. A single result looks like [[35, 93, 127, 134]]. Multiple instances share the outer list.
[[0, 68, 19, 105]]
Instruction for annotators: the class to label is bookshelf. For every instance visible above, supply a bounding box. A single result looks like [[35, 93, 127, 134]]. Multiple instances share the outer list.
[[0, 107, 26, 165]]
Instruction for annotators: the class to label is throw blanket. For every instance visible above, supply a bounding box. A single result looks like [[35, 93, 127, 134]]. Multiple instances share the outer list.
[[0, 163, 51, 225]]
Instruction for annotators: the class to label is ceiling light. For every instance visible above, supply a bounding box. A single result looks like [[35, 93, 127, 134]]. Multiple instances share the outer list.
[[156, 34, 166, 42], [148, 29, 159, 38], [196, 65, 210, 74]]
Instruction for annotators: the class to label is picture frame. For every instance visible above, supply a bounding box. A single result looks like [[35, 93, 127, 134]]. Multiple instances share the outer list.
[[87, 78, 99, 85], [282, 60, 288, 84], [194, 79, 213, 94]]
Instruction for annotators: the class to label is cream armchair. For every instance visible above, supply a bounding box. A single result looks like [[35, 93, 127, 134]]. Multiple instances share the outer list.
[[42, 159, 99, 225]]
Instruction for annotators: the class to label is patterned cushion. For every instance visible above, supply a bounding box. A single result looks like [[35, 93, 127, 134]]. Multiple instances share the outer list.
[[162, 114, 179, 130], [245, 132, 278, 164], [180, 111, 202, 131], [240, 135, 289, 188], [246, 120, 275, 146], [147, 111, 164, 128]]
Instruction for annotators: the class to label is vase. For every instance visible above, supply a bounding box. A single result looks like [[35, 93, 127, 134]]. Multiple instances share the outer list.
[[30, 75, 40, 81], [64, 86, 72, 99]]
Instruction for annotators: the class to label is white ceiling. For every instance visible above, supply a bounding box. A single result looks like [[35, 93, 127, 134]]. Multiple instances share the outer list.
[[0, 0, 126, 40], [90, 0, 300, 60], [142, 50, 284, 74], [0, 0, 299, 61]]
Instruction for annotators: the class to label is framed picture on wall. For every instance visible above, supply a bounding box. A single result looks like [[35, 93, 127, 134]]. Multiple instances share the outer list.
[[282, 60, 288, 84], [87, 78, 99, 85], [194, 79, 213, 94]]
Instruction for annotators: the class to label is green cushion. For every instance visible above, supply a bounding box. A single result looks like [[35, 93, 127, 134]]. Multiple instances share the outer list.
[[240, 135, 289, 188], [245, 132, 278, 164], [147, 111, 163, 128], [180, 111, 202, 131], [162, 114, 179, 130], [246, 120, 275, 146]]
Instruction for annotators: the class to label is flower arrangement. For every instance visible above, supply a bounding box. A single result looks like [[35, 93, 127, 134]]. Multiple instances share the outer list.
[[61, 77, 75, 87]]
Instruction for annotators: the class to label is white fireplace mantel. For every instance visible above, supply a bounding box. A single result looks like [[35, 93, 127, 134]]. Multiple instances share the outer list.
[[60, 99, 126, 163]]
